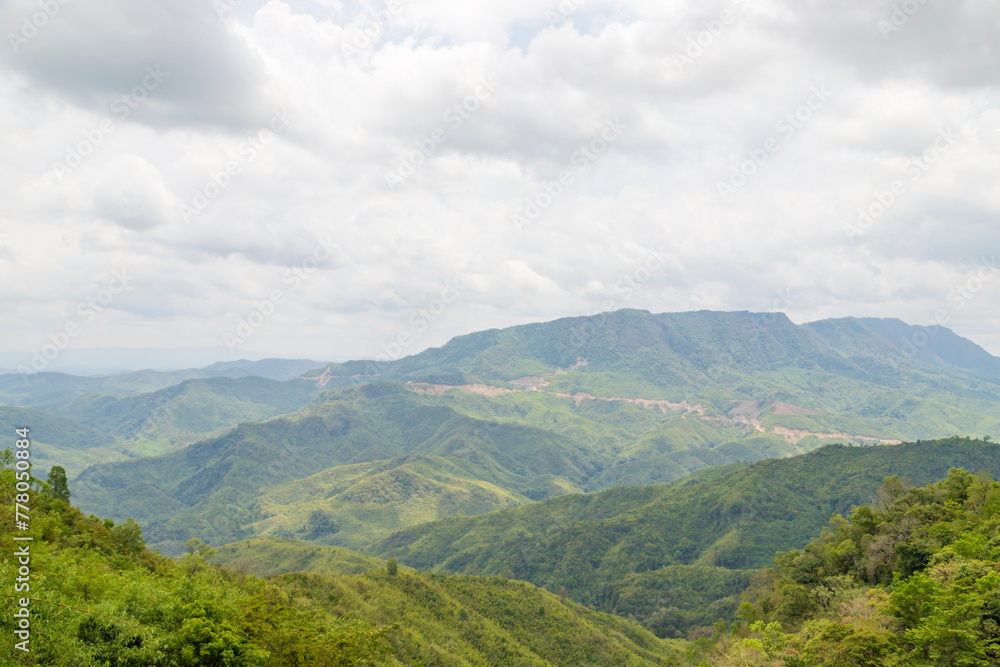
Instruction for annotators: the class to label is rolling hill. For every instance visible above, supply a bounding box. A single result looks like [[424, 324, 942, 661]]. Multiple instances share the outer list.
[[69, 310, 1000, 560], [377, 437, 1000, 638], [0, 462, 682, 666]]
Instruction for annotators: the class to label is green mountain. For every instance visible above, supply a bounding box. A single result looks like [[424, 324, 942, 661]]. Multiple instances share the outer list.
[[702, 466, 1000, 665], [72, 383, 609, 555], [314, 310, 1000, 442], [0, 358, 321, 408], [377, 437, 1000, 638], [210, 538, 389, 577], [50, 375, 320, 445], [0, 406, 118, 477], [0, 457, 681, 666], [70, 310, 1000, 560]]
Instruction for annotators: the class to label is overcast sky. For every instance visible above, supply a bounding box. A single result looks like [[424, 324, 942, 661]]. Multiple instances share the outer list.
[[0, 0, 998, 368]]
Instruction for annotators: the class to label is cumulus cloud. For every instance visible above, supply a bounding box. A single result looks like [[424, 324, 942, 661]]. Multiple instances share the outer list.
[[0, 0, 998, 361]]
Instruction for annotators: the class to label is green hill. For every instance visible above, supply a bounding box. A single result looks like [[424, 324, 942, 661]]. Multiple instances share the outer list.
[[0, 454, 681, 666], [66, 311, 1000, 567], [701, 466, 1000, 665], [0, 358, 322, 408], [50, 375, 320, 444], [0, 407, 119, 478], [72, 383, 608, 555], [377, 437, 1000, 638], [210, 538, 389, 577]]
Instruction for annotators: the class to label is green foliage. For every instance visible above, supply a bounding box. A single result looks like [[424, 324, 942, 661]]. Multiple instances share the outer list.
[[0, 456, 389, 666], [0, 449, 681, 666], [379, 437, 1000, 638], [46, 465, 70, 503], [707, 466, 1000, 665]]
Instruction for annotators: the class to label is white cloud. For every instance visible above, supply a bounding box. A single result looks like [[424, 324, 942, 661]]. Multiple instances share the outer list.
[[0, 0, 998, 362]]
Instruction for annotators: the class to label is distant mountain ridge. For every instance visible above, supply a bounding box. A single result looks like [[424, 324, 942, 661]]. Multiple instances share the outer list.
[[316, 310, 1000, 393], [69, 310, 1000, 559], [0, 357, 321, 408]]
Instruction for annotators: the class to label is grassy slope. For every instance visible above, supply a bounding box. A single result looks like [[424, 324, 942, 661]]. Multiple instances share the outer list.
[[72, 384, 609, 555], [208, 538, 684, 665], [377, 437, 1000, 638], [210, 538, 388, 577], [0, 465, 681, 666], [51, 376, 320, 444]]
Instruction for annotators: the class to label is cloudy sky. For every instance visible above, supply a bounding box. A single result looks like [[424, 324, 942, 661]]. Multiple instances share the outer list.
[[1, 0, 998, 369]]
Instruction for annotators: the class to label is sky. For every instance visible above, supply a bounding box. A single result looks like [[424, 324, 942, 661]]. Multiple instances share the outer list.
[[1, 0, 998, 370]]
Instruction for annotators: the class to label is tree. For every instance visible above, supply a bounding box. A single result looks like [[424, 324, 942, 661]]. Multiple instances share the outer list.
[[47, 465, 70, 503], [387, 558, 398, 578]]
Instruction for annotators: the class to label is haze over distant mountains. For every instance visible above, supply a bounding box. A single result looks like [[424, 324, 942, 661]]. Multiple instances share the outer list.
[[0, 347, 333, 376], [2, 308, 987, 557], [6, 308, 1000, 650]]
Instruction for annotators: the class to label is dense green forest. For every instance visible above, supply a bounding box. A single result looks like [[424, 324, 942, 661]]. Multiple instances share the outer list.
[[379, 437, 1000, 638], [697, 461, 1000, 665], [0, 450, 680, 665]]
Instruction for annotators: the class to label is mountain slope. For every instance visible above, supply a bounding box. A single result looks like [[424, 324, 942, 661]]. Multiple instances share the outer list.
[[377, 437, 1000, 638], [51, 375, 320, 444], [73, 383, 609, 554], [704, 467, 1000, 665], [0, 358, 321, 408], [0, 406, 119, 477], [1, 456, 680, 666]]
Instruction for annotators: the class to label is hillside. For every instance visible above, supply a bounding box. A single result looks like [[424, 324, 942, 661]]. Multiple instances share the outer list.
[[70, 310, 1000, 559], [0, 454, 681, 666], [0, 406, 118, 477], [210, 538, 390, 577], [377, 437, 1000, 638], [50, 375, 320, 444], [0, 358, 321, 408], [72, 383, 609, 554], [701, 466, 1000, 665]]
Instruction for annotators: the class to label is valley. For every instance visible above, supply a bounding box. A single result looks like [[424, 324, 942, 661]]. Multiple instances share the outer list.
[[3, 309, 1000, 661]]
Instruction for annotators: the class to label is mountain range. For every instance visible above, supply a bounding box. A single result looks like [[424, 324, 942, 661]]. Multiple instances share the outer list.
[[4, 308, 1000, 655], [38, 310, 996, 556]]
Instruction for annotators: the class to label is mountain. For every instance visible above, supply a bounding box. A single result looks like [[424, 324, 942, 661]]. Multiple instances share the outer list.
[[50, 375, 320, 445], [210, 537, 389, 577], [806, 316, 1000, 381], [0, 406, 118, 477], [0, 464, 680, 666], [376, 437, 1000, 638], [72, 382, 610, 554], [314, 309, 1000, 441], [0, 347, 321, 375], [70, 310, 1000, 558], [703, 467, 1000, 665], [0, 358, 322, 408]]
